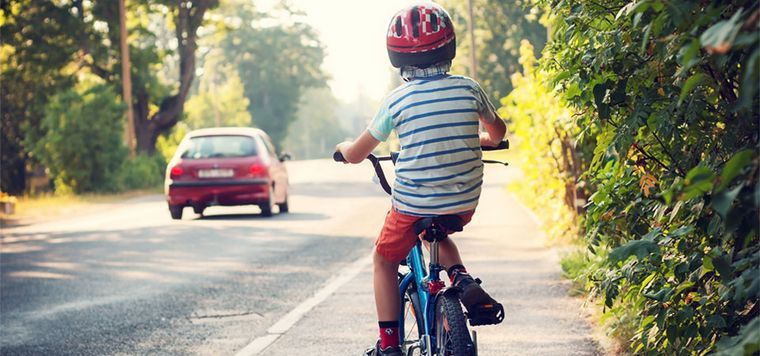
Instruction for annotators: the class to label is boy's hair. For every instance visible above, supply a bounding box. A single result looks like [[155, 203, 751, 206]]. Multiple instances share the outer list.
[[386, 2, 456, 68]]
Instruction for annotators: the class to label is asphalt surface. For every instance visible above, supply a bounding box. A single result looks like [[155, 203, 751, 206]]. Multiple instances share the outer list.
[[1, 159, 602, 355]]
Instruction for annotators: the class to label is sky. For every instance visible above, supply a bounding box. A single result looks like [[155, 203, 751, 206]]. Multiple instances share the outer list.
[[257, 0, 410, 103]]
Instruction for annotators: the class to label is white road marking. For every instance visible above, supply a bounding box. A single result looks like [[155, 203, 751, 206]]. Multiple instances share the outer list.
[[235, 253, 373, 356], [508, 192, 543, 227]]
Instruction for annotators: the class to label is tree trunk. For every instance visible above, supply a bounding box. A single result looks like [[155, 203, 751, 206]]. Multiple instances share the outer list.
[[132, 0, 213, 153]]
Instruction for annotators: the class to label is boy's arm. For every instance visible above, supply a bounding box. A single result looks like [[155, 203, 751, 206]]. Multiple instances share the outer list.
[[480, 118, 506, 147], [335, 130, 381, 164], [473, 81, 507, 147]]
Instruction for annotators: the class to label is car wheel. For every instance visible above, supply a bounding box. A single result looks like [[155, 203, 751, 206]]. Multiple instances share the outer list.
[[277, 195, 289, 213], [169, 204, 183, 220], [260, 185, 274, 217], [193, 206, 205, 215]]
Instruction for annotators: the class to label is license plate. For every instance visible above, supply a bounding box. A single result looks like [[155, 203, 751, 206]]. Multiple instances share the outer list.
[[198, 169, 234, 178]]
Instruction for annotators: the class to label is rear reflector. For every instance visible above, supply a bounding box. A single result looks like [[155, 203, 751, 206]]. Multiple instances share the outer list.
[[249, 164, 267, 177], [170, 166, 184, 178]]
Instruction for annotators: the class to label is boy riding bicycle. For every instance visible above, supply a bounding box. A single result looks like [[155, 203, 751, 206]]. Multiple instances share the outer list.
[[335, 2, 507, 355]]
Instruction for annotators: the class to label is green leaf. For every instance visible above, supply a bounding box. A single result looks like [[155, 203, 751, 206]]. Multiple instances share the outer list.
[[678, 40, 701, 74], [678, 73, 706, 105], [681, 165, 714, 200], [700, 9, 744, 50], [711, 184, 744, 219], [703, 255, 714, 273], [640, 24, 652, 54], [717, 149, 754, 191], [668, 226, 693, 237], [551, 71, 572, 86], [609, 239, 660, 263], [644, 287, 671, 301], [618, 0, 651, 19], [641, 315, 656, 328], [714, 318, 760, 355], [713, 255, 733, 282], [610, 79, 627, 105]]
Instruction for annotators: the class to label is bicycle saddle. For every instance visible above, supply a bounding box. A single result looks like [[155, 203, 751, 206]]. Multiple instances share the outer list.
[[413, 215, 464, 242]]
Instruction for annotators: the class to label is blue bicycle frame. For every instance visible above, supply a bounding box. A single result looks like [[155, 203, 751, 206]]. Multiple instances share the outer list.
[[398, 236, 450, 354], [398, 241, 432, 336]]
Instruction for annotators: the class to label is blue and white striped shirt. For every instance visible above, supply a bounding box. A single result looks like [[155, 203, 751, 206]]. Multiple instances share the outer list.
[[368, 72, 500, 216]]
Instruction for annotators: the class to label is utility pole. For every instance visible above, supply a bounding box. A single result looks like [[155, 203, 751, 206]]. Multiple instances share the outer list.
[[119, 0, 136, 158], [467, 0, 478, 81]]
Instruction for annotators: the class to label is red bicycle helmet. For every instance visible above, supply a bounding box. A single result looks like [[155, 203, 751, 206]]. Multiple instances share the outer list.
[[386, 2, 456, 68]]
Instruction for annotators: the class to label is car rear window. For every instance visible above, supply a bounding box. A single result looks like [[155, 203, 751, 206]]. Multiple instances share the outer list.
[[180, 135, 258, 159]]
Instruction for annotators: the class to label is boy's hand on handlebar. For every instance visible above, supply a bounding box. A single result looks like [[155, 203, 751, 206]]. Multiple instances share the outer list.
[[333, 131, 381, 164], [334, 141, 352, 164], [479, 132, 500, 147]]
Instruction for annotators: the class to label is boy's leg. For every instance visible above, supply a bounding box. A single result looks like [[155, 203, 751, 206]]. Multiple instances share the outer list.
[[437, 237, 464, 268], [434, 212, 503, 322], [369, 210, 419, 354], [373, 249, 400, 321]]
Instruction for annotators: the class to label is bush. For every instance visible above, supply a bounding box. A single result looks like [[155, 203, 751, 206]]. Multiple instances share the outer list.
[[117, 154, 165, 191], [537, 0, 759, 353], [28, 83, 127, 193], [499, 40, 582, 242], [156, 122, 187, 164]]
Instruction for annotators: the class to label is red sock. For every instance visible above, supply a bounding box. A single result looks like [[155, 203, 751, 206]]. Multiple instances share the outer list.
[[378, 321, 399, 349]]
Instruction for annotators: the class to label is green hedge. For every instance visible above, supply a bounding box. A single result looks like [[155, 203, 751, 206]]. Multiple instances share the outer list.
[[539, 0, 759, 354]]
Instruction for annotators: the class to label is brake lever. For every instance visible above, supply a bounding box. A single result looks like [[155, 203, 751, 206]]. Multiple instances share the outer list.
[[482, 159, 509, 166]]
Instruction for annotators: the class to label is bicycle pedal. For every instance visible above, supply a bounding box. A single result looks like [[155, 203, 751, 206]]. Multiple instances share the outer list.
[[466, 303, 505, 326]]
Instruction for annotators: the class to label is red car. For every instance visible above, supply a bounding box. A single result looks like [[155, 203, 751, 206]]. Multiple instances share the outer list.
[[164, 127, 290, 219]]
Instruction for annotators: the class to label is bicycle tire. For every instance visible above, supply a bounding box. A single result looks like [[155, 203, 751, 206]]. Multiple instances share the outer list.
[[434, 293, 474, 356], [402, 276, 425, 350]]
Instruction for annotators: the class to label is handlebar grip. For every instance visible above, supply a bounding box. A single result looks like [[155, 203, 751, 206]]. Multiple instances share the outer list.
[[333, 151, 346, 162], [482, 140, 509, 151]]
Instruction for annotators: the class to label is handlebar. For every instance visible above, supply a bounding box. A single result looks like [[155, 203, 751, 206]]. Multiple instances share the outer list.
[[334, 151, 394, 194], [334, 140, 509, 195], [481, 140, 509, 151]]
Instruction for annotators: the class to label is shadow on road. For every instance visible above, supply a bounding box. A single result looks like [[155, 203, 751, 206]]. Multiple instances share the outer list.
[[0, 222, 370, 355], [196, 211, 329, 221]]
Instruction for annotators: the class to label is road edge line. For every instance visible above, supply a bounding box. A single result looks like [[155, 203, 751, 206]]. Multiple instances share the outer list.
[[506, 191, 543, 227], [235, 253, 373, 356]]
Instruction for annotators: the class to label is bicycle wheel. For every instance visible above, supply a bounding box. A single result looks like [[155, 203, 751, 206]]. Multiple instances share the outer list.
[[434, 294, 474, 356], [401, 277, 424, 353]]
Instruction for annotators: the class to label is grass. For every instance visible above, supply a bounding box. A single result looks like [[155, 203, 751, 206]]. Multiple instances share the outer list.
[[1, 187, 161, 225]]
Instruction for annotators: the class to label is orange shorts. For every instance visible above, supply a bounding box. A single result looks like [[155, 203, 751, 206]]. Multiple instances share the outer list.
[[375, 209, 474, 262]]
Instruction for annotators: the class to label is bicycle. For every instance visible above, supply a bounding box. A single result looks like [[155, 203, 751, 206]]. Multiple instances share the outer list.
[[334, 141, 508, 356]]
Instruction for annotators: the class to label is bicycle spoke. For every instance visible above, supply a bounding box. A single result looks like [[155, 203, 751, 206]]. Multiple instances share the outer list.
[[404, 304, 417, 341]]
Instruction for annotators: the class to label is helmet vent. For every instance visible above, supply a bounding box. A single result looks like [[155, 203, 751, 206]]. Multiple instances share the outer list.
[[411, 7, 420, 38], [431, 13, 439, 32], [395, 16, 403, 37]]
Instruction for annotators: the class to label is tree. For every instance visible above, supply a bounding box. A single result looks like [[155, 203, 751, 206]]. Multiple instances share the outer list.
[[284, 87, 347, 159], [184, 61, 252, 130], [440, 0, 547, 104], [0, 2, 80, 194], [219, 2, 326, 147], [0, 1, 217, 193], [82, 0, 218, 153]]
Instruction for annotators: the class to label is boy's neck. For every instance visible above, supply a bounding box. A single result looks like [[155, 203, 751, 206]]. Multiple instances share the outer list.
[[401, 61, 451, 81]]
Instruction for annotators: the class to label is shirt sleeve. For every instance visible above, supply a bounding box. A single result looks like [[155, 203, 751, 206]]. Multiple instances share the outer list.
[[367, 100, 393, 142], [473, 82, 501, 123]]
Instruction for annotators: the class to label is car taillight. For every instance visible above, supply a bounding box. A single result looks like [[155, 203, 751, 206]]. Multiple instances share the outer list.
[[249, 164, 267, 177], [170, 166, 184, 179]]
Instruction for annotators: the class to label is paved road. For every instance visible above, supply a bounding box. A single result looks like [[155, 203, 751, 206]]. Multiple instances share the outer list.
[[1, 160, 601, 355]]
